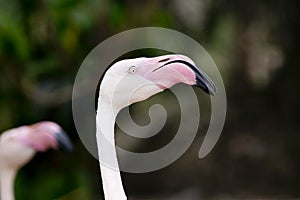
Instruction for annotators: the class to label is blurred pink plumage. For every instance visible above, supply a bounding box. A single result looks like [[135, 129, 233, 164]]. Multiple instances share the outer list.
[[0, 121, 73, 200]]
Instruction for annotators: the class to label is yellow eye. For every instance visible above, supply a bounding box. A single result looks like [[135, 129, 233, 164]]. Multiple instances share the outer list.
[[128, 66, 137, 74]]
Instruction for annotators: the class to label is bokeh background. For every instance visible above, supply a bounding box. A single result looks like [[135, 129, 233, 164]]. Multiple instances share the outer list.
[[0, 0, 299, 199]]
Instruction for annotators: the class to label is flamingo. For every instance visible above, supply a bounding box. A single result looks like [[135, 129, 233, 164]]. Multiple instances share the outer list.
[[96, 54, 216, 200], [0, 121, 73, 200]]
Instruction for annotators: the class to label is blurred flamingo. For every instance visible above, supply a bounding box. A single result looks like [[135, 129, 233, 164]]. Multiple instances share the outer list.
[[0, 121, 73, 200], [96, 54, 216, 199]]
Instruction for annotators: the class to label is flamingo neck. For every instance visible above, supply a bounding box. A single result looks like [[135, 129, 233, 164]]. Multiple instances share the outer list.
[[0, 166, 16, 200], [96, 100, 127, 200]]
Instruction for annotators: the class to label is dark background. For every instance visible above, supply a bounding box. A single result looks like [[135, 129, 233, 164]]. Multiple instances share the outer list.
[[0, 0, 299, 199]]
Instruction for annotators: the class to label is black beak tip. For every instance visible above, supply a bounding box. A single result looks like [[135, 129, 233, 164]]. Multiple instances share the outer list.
[[56, 131, 74, 153], [195, 79, 217, 96], [206, 85, 217, 96]]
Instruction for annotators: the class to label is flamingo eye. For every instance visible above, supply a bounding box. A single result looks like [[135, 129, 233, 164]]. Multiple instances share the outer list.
[[128, 66, 137, 74]]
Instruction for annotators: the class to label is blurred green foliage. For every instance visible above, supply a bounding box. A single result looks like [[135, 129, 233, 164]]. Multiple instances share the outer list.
[[0, 0, 300, 199]]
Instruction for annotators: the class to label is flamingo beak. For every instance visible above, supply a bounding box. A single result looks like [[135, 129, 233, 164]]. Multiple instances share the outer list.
[[55, 131, 74, 153], [159, 59, 217, 95], [194, 66, 217, 96]]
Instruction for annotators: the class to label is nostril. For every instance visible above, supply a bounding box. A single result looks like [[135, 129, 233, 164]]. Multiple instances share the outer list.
[[158, 58, 170, 63]]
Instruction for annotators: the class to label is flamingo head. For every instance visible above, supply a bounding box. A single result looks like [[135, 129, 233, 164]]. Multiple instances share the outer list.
[[0, 121, 73, 170], [99, 54, 216, 110]]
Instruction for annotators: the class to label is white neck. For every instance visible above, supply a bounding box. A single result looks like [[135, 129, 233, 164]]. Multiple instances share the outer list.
[[96, 99, 127, 200], [0, 166, 16, 200]]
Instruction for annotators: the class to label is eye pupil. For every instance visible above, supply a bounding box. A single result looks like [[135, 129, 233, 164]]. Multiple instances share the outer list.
[[128, 66, 136, 74]]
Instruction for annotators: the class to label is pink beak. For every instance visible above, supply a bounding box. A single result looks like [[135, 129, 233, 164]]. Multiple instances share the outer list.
[[140, 55, 217, 95]]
